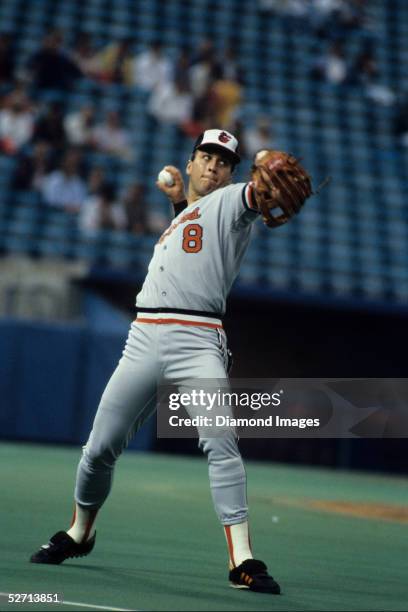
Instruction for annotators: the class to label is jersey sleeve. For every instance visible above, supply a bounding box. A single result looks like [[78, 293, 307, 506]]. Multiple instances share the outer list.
[[220, 182, 260, 231]]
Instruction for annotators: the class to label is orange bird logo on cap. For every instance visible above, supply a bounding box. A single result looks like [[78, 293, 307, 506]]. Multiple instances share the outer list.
[[218, 131, 232, 143]]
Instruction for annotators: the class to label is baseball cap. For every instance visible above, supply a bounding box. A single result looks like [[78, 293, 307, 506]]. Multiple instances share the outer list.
[[192, 129, 241, 165]]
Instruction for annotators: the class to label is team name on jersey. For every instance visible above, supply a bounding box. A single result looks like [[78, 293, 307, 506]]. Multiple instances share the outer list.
[[158, 207, 201, 244]]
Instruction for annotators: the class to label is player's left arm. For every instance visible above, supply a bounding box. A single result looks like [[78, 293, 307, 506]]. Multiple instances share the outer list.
[[224, 148, 322, 231], [156, 165, 188, 216]]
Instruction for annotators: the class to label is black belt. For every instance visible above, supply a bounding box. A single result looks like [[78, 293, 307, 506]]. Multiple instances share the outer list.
[[136, 307, 224, 320]]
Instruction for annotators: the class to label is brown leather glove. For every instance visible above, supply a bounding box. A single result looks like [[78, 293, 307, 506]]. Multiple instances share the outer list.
[[251, 150, 313, 227]]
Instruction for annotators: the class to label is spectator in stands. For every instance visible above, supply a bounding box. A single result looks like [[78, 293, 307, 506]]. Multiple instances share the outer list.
[[309, 0, 345, 30], [120, 182, 148, 235], [335, 0, 368, 31], [87, 166, 108, 196], [210, 65, 242, 128], [64, 105, 96, 149], [183, 83, 218, 138], [258, 0, 309, 26], [183, 46, 243, 137], [79, 183, 127, 235], [32, 101, 67, 155], [283, 0, 309, 19], [0, 33, 16, 88], [190, 38, 216, 66], [243, 116, 276, 158], [26, 29, 82, 92], [69, 32, 99, 78], [12, 141, 53, 191], [132, 41, 172, 92], [174, 47, 191, 84], [365, 78, 395, 107], [311, 1, 369, 37], [0, 86, 34, 154], [3, 80, 33, 108], [311, 41, 348, 85], [222, 46, 245, 85], [90, 37, 133, 86], [184, 40, 240, 134], [148, 75, 193, 127], [188, 44, 244, 130], [188, 40, 221, 98], [259, 0, 368, 35], [350, 42, 395, 106], [41, 149, 87, 213], [92, 110, 133, 160]]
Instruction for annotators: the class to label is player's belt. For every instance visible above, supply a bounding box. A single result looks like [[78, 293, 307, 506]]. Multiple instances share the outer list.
[[135, 308, 223, 330]]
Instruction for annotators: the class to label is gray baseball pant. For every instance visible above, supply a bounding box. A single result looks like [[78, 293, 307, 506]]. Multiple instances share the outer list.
[[74, 321, 248, 525]]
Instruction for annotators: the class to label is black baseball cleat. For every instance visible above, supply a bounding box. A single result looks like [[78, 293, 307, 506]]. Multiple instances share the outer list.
[[30, 531, 96, 564], [229, 559, 281, 594]]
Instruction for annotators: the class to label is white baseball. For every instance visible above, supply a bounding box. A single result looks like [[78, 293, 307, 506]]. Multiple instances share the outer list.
[[158, 169, 175, 187]]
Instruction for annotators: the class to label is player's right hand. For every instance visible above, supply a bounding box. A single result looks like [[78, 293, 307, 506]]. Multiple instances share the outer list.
[[156, 165, 186, 204]]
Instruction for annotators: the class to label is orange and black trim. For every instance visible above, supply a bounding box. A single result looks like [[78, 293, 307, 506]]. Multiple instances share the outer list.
[[241, 572, 254, 585], [136, 317, 222, 330], [137, 307, 223, 318], [224, 525, 236, 567], [242, 183, 260, 213], [70, 504, 99, 544], [81, 507, 98, 544], [229, 559, 281, 593], [135, 307, 223, 330]]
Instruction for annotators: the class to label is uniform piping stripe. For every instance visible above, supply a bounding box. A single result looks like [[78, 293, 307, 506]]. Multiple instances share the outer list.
[[224, 525, 236, 568], [70, 505, 76, 528], [136, 311, 221, 324], [247, 184, 258, 210], [136, 317, 222, 329], [242, 184, 260, 213], [82, 507, 98, 544]]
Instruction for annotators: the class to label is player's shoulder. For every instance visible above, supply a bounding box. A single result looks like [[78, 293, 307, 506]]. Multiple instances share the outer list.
[[196, 183, 252, 217], [209, 182, 248, 206], [221, 181, 257, 210], [196, 182, 245, 207], [221, 182, 248, 196]]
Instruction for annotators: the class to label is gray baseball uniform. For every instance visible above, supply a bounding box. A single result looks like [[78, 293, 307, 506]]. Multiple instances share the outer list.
[[75, 182, 259, 525]]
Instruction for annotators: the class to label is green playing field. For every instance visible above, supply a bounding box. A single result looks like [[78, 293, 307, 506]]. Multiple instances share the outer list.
[[0, 442, 407, 612]]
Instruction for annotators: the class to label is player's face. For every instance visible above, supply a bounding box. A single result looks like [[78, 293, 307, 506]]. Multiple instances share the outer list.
[[187, 150, 233, 198]]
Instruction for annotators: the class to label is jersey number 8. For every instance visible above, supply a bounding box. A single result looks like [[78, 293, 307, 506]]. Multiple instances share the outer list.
[[182, 223, 203, 253]]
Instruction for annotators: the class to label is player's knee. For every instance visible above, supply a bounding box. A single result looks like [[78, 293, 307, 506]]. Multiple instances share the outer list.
[[82, 439, 120, 470], [200, 436, 246, 489], [199, 432, 240, 461]]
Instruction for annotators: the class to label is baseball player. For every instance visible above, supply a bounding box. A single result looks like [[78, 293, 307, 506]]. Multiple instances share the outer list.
[[30, 129, 312, 594]]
